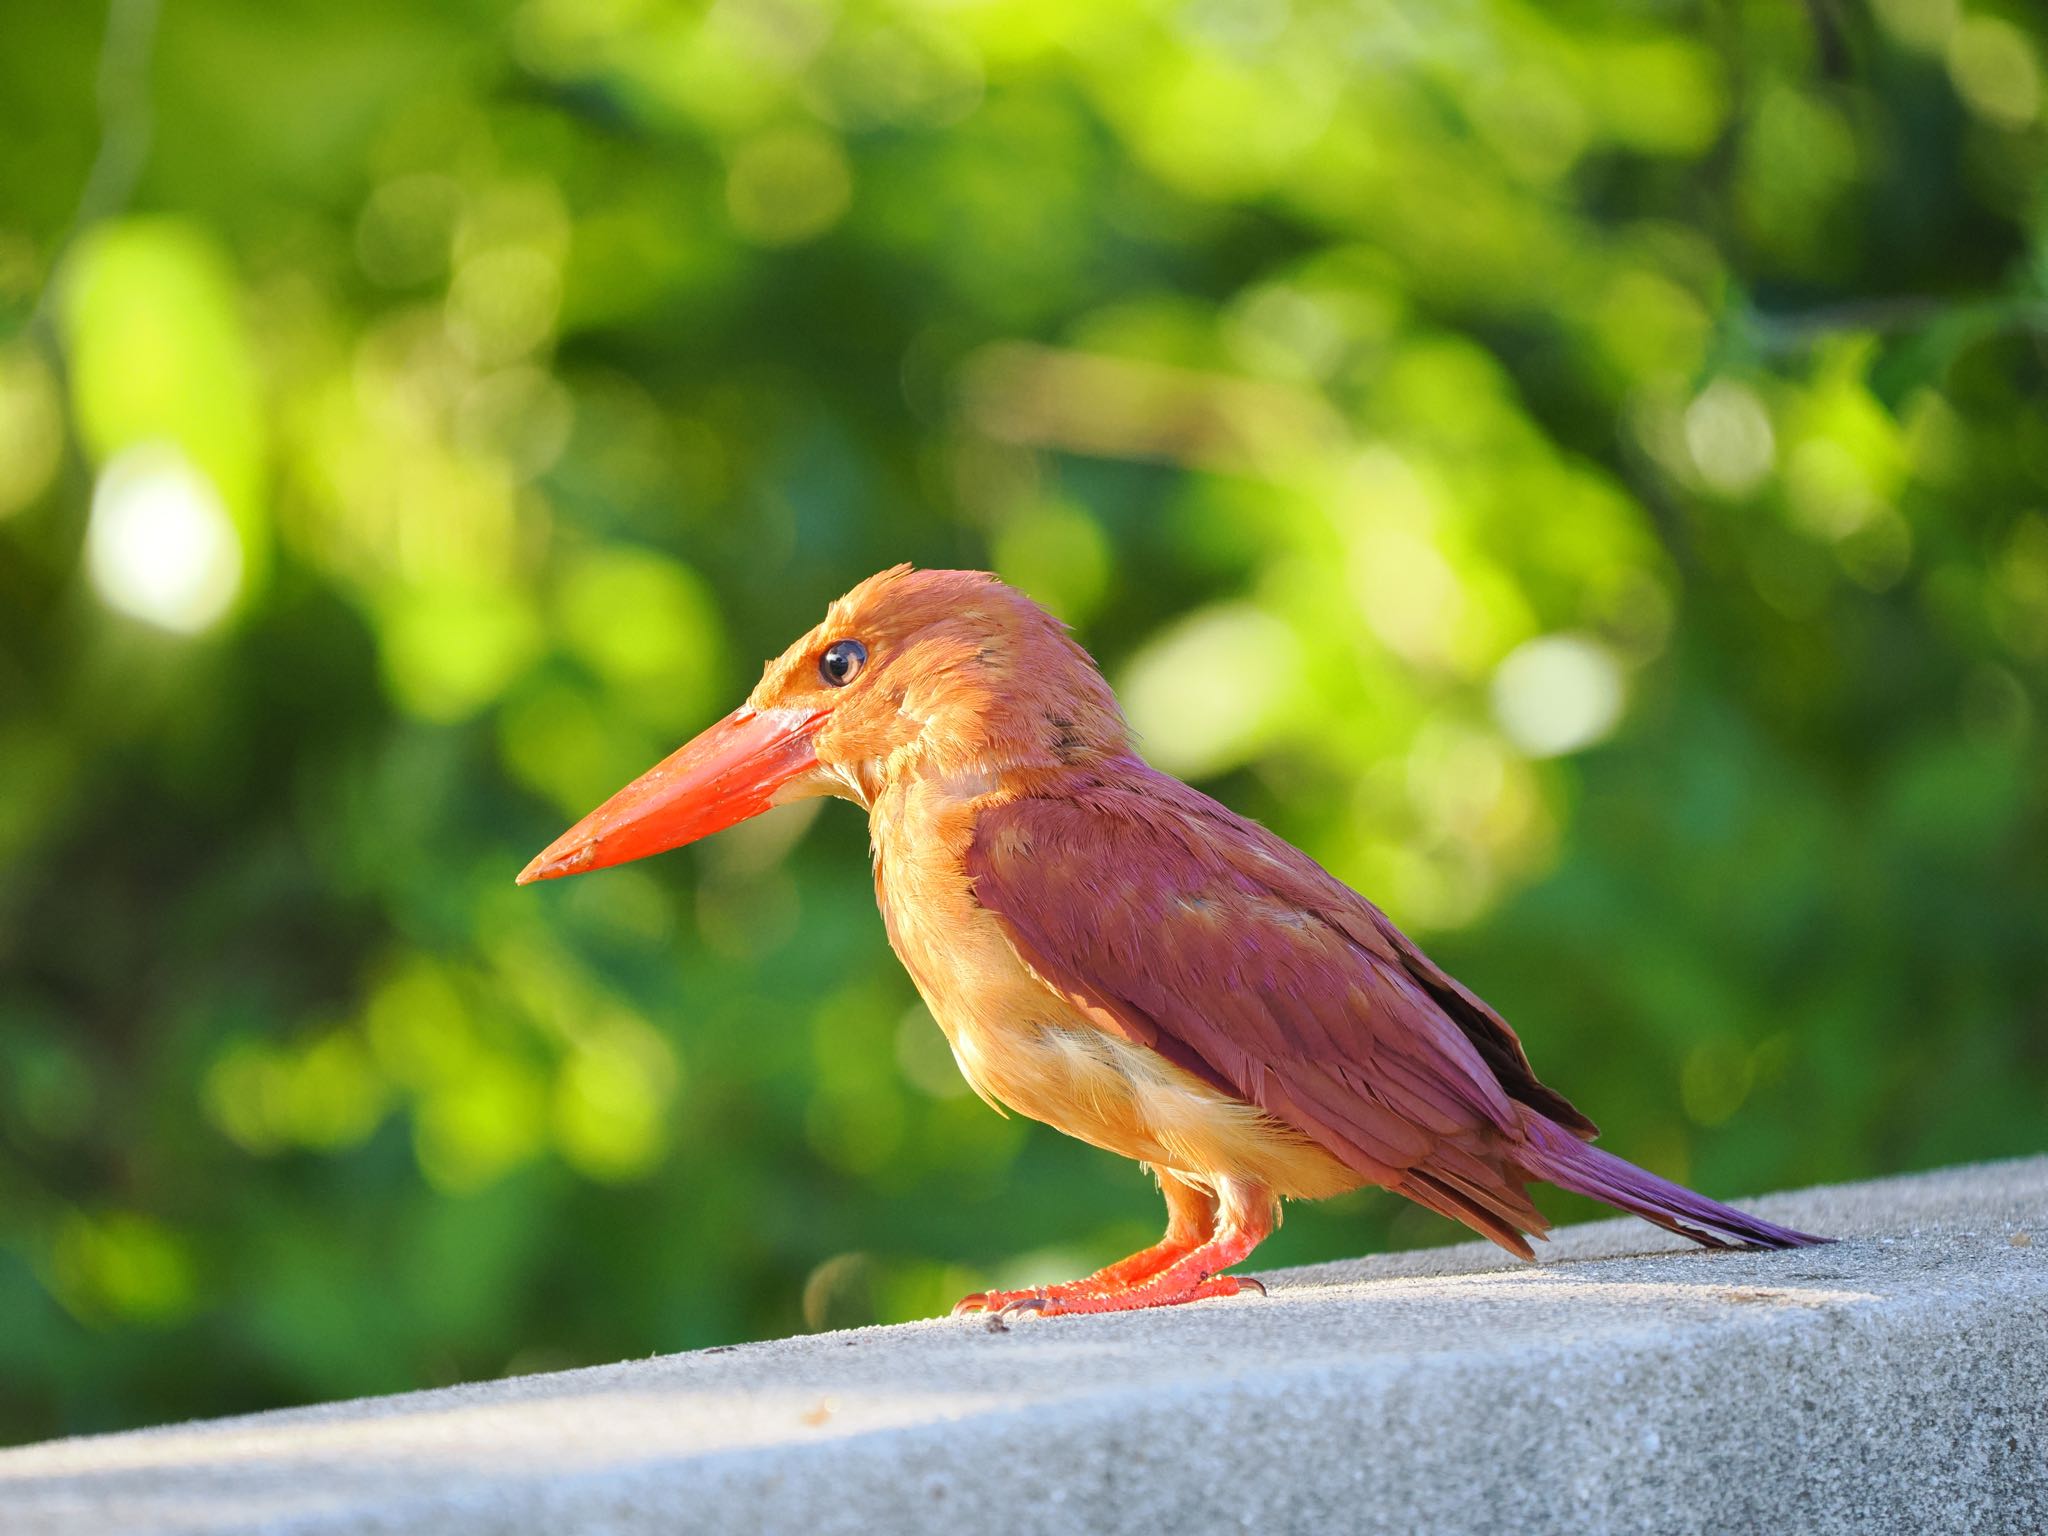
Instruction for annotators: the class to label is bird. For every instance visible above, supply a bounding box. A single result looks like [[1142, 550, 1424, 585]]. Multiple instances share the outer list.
[[519, 565, 1824, 1321]]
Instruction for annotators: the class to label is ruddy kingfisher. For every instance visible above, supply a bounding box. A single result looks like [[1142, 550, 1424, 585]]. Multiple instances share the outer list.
[[519, 566, 1822, 1320]]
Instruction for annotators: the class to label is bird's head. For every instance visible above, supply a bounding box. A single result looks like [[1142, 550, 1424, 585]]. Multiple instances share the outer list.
[[517, 565, 1126, 884]]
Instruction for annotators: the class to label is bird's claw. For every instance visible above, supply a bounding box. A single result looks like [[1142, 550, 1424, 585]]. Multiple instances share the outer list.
[[953, 1285, 1059, 1318], [1236, 1274, 1267, 1297], [955, 1287, 1061, 1329], [985, 1295, 1056, 1332], [997, 1295, 1054, 1324]]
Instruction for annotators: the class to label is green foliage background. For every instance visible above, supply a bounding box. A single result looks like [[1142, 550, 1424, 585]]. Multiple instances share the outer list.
[[2, 0, 2045, 1445]]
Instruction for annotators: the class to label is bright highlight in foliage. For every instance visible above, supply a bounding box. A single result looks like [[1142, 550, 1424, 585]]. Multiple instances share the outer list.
[[1490, 634, 1626, 760], [1120, 604, 1302, 778], [85, 443, 242, 633], [1685, 381, 1776, 498]]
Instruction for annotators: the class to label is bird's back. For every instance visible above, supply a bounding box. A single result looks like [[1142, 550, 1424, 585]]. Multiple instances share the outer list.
[[956, 757, 1612, 1252]]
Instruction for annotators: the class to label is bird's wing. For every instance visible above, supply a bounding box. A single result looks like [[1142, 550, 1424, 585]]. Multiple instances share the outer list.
[[964, 770, 1593, 1254]]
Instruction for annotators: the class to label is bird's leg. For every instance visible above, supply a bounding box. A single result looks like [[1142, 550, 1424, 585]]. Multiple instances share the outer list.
[[952, 1173, 1218, 1316], [1052, 1173, 1219, 1295]]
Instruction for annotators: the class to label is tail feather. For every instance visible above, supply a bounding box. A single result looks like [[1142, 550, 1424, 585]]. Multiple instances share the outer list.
[[1519, 1115, 1830, 1251], [1394, 1167, 1545, 1260]]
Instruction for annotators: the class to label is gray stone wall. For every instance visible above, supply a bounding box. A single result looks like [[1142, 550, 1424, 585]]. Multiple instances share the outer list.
[[4, 1157, 2043, 1535]]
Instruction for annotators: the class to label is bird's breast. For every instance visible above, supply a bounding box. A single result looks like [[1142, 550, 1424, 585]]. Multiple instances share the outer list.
[[869, 792, 1099, 1123], [866, 781, 1358, 1199]]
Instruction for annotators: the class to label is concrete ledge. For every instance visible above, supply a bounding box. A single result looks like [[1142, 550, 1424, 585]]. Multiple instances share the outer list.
[[4, 1157, 2043, 1535]]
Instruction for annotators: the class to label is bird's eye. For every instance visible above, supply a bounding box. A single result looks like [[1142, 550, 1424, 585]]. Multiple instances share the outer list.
[[819, 639, 868, 687]]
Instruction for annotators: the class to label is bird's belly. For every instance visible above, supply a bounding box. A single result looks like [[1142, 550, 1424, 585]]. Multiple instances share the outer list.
[[945, 1003, 1359, 1200]]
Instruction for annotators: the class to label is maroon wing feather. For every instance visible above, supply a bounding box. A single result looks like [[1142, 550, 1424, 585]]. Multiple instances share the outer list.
[[965, 763, 1596, 1256]]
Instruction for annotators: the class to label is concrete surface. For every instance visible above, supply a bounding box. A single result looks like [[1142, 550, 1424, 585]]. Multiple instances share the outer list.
[[3, 1158, 2043, 1536]]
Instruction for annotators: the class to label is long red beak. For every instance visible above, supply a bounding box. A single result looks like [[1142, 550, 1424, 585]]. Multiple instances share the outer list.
[[516, 705, 827, 885]]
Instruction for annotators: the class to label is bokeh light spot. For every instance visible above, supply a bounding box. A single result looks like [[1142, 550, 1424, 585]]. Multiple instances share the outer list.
[[356, 174, 463, 288], [1119, 604, 1302, 777], [49, 1211, 197, 1326], [1684, 380, 1775, 497], [1787, 437, 1882, 540], [1223, 283, 1348, 382], [1490, 634, 1625, 759], [447, 246, 563, 364], [553, 1022, 678, 1182], [1948, 16, 2040, 129], [1590, 38, 1727, 155], [379, 582, 543, 722], [726, 128, 853, 246], [1681, 1038, 1756, 1127], [0, 343, 64, 517], [204, 1032, 391, 1154], [554, 545, 725, 729], [801, 1252, 876, 1332], [990, 501, 1111, 624], [1872, 0, 1957, 53], [86, 442, 243, 633], [414, 1055, 549, 1193]]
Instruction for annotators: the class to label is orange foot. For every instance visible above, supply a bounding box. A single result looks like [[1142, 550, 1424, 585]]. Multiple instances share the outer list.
[[988, 1272, 1264, 1327], [954, 1228, 1268, 1329]]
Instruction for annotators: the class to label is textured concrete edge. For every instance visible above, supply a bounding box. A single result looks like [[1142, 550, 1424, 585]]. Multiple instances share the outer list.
[[19, 1155, 2026, 1448], [270, 1273, 2047, 1536]]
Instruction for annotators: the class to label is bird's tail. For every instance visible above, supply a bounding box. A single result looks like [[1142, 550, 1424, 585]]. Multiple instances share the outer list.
[[1519, 1115, 1829, 1251]]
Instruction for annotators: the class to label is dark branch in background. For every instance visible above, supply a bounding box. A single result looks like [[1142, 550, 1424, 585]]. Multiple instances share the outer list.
[[27, 0, 162, 344], [1801, 0, 1851, 79], [1743, 294, 2048, 355]]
